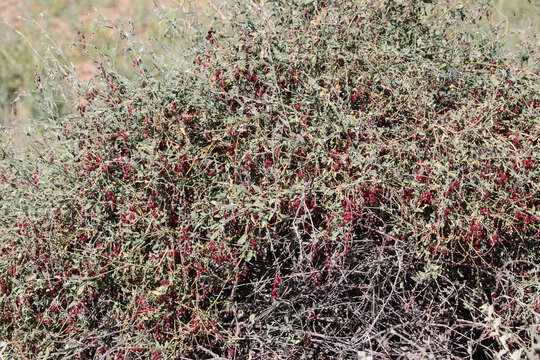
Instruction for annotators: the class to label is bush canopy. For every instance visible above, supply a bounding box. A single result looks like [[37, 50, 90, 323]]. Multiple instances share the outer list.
[[0, 0, 538, 358]]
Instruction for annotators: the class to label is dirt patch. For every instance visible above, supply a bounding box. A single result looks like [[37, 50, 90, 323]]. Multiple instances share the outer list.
[[0, 0, 24, 29], [2, 0, 208, 81]]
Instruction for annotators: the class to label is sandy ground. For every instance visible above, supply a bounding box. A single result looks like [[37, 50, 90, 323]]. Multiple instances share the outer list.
[[1, 0, 188, 79]]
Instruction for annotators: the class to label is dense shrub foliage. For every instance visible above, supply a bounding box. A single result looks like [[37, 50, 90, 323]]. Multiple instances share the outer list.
[[0, 0, 538, 358]]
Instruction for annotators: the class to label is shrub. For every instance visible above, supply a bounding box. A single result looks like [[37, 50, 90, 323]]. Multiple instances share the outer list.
[[0, 0, 538, 358]]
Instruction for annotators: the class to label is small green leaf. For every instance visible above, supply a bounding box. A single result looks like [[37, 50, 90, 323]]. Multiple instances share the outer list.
[[237, 234, 248, 246]]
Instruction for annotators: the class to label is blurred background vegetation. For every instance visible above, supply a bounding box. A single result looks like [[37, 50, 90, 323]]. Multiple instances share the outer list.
[[0, 0, 538, 155], [0, 0, 221, 156]]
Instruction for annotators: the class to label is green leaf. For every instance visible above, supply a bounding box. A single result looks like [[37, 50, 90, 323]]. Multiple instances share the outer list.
[[253, 199, 265, 208], [237, 234, 248, 246], [210, 231, 220, 241], [246, 249, 254, 262]]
